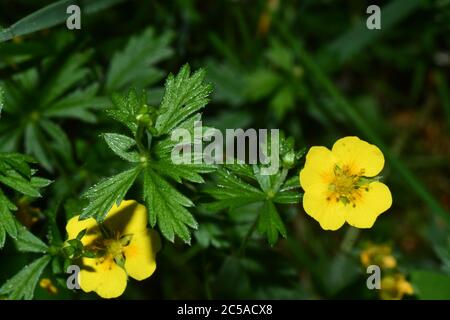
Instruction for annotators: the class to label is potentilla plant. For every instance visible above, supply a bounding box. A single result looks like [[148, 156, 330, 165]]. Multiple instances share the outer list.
[[0, 66, 393, 300]]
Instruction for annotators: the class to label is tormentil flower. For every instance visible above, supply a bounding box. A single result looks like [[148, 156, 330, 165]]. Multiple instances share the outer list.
[[299, 136, 392, 230], [66, 200, 160, 299], [380, 274, 414, 300], [360, 244, 397, 269]]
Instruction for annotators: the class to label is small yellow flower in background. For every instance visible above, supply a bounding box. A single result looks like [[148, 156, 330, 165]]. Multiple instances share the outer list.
[[39, 278, 58, 295], [360, 243, 397, 269], [66, 200, 160, 299], [380, 274, 414, 300], [299, 136, 392, 230]]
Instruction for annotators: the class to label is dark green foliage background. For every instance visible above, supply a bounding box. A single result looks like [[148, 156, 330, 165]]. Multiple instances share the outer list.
[[0, 0, 449, 299]]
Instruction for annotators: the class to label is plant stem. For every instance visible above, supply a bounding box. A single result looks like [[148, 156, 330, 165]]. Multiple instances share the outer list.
[[340, 226, 360, 254], [135, 124, 147, 155], [272, 168, 288, 194], [238, 216, 259, 257]]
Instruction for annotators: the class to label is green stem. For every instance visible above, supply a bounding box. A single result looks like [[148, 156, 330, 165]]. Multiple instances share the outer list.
[[271, 168, 288, 194], [238, 216, 259, 257], [135, 124, 147, 155], [340, 227, 360, 254]]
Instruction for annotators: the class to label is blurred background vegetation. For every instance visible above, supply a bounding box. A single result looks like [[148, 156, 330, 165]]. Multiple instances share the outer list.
[[0, 0, 449, 299]]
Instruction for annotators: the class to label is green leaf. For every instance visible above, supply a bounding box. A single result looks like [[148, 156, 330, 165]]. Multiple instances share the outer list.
[[150, 161, 215, 184], [258, 200, 287, 246], [273, 192, 302, 204], [40, 120, 72, 159], [40, 51, 92, 107], [411, 270, 450, 299], [81, 166, 141, 222], [0, 255, 51, 300], [0, 194, 17, 240], [0, 0, 127, 43], [0, 225, 5, 248], [0, 152, 34, 178], [103, 133, 140, 162], [0, 173, 41, 197], [106, 28, 173, 91], [14, 222, 48, 253], [155, 64, 212, 135], [106, 89, 143, 134], [44, 84, 105, 123], [25, 123, 52, 172], [143, 168, 197, 244], [30, 176, 53, 188], [204, 168, 265, 211]]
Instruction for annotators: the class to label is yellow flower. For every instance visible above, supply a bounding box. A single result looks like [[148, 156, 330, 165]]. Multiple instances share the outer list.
[[66, 200, 160, 299], [360, 244, 397, 269], [380, 274, 414, 300], [299, 136, 392, 230], [39, 278, 58, 295]]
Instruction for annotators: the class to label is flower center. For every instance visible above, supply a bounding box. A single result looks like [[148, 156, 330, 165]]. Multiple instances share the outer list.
[[104, 239, 123, 258], [328, 165, 367, 206]]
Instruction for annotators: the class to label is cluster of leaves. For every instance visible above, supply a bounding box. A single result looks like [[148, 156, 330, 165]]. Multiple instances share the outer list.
[[81, 65, 215, 244]]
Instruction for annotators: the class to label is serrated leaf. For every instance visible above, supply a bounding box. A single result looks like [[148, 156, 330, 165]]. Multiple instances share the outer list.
[[106, 28, 173, 91], [0, 255, 51, 300], [273, 191, 302, 204], [0, 152, 34, 178], [155, 64, 212, 135], [0, 195, 17, 239], [258, 200, 287, 246], [81, 166, 141, 221], [30, 176, 53, 188], [0, 173, 41, 197], [44, 84, 105, 123], [150, 160, 215, 184], [25, 123, 52, 172], [103, 133, 140, 162], [204, 168, 265, 210], [40, 119, 72, 159], [106, 89, 143, 134], [14, 222, 48, 253], [143, 168, 197, 243]]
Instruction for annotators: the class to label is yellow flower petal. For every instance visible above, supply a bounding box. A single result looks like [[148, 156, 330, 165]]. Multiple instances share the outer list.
[[345, 182, 392, 228], [303, 189, 346, 230], [124, 230, 160, 281], [332, 136, 384, 177], [78, 256, 128, 299], [66, 215, 98, 246], [300, 146, 336, 192], [104, 200, 148, 235]]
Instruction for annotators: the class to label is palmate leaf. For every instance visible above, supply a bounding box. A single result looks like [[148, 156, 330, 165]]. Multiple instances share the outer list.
[[258, 201, 287, 246], [0, 190, 18, 246], [0, 255, 51, 300], [143, 168, 198, 244], [155, 64, 212, 135], [205, 164, 301, 245], [106, 28, 174, 92], [106, 89, 143, 134], [80, 166, 141, 222], [14, 221, 49, 253], [103, 133, 140, 163], [204, 168, 265, 211], [83, 65, 214, 243], [0, 152, 51, 248]]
